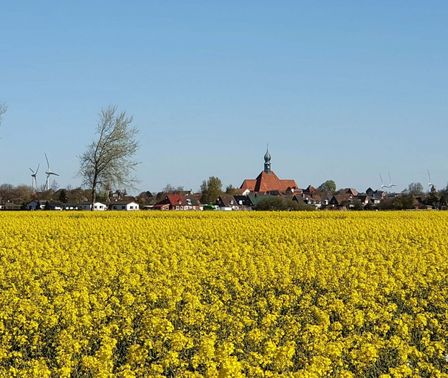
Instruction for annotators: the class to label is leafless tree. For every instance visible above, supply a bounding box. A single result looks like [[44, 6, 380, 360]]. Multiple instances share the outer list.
[[79, 106, 139, 207]]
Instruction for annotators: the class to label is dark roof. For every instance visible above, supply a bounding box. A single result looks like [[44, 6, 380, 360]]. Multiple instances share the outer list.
[[233, 195, 253, 207], [216, 194, 237, 207], [330, 194, 352, 205]]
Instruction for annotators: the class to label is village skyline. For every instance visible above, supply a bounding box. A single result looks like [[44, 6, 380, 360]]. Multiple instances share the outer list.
[[2, 2, 448, 191]]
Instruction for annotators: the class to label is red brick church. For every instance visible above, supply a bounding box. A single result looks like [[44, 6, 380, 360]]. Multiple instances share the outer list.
[[240, 148, 298, 193]]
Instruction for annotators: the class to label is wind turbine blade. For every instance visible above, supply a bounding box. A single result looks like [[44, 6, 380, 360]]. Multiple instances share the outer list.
[[36, 164, 40, 174], [45, 153, 50, 169], [379, 174, 384, 184], [29, 168, 34, 173]]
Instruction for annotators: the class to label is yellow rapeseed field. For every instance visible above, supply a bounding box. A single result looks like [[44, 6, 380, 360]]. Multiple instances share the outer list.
[[1, 211, 448, 377]]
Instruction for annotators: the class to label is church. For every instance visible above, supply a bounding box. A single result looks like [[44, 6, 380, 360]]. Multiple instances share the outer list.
[[240, 149, 298, 193]]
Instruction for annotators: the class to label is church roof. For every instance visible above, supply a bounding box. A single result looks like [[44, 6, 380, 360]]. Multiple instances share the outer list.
[[241, 171, 298, 193]]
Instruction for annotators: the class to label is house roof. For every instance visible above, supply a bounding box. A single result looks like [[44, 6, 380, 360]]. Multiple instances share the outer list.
[[155, 193, 201, 207], [217, 194, 237, 207], [233, 195, 253, 206], [240, 179, 257, 191], [183, 195, 200, 206], [331, 194, 352, 205], [303, 185, 317, 194], [341, 188, 358, 196]]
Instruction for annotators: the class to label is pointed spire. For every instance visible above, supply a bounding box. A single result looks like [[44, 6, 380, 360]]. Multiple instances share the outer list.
[[264, 145, 271, 173]]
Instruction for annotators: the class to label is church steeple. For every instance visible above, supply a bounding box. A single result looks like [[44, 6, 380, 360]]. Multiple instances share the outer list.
[[264, 145, 271, 173]]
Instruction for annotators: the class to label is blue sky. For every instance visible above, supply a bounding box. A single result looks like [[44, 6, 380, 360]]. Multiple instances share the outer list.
[[1, 1, 447, 193]]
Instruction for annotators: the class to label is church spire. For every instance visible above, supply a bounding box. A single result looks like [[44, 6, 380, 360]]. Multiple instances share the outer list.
[[264, 145, 271, 173]]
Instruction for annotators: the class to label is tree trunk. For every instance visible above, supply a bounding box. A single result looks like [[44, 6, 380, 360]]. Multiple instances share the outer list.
[[91, 183, 96, 211]]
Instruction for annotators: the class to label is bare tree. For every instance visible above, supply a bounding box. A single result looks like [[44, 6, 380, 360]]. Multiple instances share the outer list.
[[79, 106, 139, 207]]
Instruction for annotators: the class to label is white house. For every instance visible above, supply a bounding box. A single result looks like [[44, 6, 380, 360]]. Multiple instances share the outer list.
[[78, 202, 108, 211], [109, 201, 139, 211]]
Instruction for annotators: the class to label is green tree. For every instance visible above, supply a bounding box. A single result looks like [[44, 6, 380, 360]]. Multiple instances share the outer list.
[[318, 180, 336, 193], [200, 176, 222, 204], [225, 185, 239, 195]]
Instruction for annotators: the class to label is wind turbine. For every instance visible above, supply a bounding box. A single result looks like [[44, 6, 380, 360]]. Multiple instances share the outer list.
[[29, 164, 39, 191], [379, 174, 387, 190], [427, 169, 435, 192], [44, 153, 59, 191], [387, 172, 397, 190]]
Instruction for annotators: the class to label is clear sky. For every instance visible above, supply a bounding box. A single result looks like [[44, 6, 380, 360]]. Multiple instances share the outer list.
[[1, 1, 448, 193]]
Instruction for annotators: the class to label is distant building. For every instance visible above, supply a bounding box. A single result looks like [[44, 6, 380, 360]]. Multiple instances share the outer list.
[[153, 193, 201, 211], [78, 202, 107, 211], [240, 148, 298, 193], [109, 201, 140, 211], [216, 194, 241, 211]]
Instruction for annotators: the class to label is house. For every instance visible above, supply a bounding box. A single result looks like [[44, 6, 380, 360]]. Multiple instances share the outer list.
[[44, 201, 64, 210], [303, 185, 318, 195], [298, 192, 323, 208], [109, 201, 139, 211], [365, 188, 386, 205], [329, 194, 353, 209], [240, 148, 298, 193], [336, 188, 359, 197], [78, 202, 108, 211], [26, 200, 45, 210], [153, 193, 201, 211], [355, 195, 372, 206], [233, 195, 253, 209], [63, 203, 80, 211], [154, 193, 184, 210], [0, 203, 21, 211], [216, 194, 241, 210]]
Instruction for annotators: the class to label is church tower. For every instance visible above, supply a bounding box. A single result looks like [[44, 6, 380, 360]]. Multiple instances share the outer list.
[[240, 146, 298, 193]]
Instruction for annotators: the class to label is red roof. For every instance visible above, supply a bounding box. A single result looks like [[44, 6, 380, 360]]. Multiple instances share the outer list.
[[240, 179, 256, 191], [240, 170, 298, 193], [165, 193, 185, 206]]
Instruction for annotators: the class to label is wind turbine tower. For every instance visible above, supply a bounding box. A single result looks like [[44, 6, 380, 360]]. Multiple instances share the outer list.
[[44, 153, 59, 191], [427, 170, 435, 192], [29, 164, 39, 192], [387, 172, 397, 191], [380, 173, 387, 190]]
